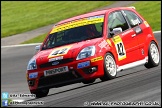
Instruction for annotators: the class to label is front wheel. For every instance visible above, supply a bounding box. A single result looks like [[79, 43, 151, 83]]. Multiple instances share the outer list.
[[100, 53, 117, 81], [144, 41, 160, 68], [32, 89, 49, 98]]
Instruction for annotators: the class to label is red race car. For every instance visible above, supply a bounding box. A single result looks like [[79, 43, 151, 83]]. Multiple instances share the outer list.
[[26, 6, 160, 98]]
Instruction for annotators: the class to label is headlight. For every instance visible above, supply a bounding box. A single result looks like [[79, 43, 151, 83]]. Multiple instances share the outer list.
[[76, 46, 95, 60], [27, 58, 37, 70]]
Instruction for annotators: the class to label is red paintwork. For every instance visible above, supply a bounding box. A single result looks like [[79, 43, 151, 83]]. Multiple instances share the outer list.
[[26, 7, 159, 93]]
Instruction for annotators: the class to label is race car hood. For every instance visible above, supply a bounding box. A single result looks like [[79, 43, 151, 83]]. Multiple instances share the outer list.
[[35, 38, 102, 65]]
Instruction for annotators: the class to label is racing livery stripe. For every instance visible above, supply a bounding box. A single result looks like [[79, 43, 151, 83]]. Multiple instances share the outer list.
[[50, 15, 104, 34], [117, 56, 148, 72]]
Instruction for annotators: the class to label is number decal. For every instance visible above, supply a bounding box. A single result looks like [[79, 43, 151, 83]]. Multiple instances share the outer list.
[[117, 43, 125, 56], [51, 50, 60, 55], [51, 48, 68, 55], [48, 45, 73, 58], [112, 35, 126, 61], [58, 48, 68, 54]]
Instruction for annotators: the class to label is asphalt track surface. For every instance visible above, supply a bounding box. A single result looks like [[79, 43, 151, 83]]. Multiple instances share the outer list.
[[1, 32, 161, 107]]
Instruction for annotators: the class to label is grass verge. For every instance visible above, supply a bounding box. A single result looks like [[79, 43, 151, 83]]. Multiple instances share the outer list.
[[127, 1, 161, 31], [2, 1, 114, 38], [22, 1, 161, 44]]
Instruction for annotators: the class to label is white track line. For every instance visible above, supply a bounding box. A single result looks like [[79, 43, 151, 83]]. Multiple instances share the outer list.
[[1, 43, 42, 48], [153, 31, 161, 33], [1, 31, 161, 48]]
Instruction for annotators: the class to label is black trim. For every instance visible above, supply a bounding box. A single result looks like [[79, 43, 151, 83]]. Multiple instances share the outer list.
[[37, 70, 83, 89], [134, 26, 142, 34], [39, 58, 74, 68]]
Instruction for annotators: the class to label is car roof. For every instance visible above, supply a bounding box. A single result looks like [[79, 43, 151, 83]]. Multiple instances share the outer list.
[[56, 7, 135, 25]]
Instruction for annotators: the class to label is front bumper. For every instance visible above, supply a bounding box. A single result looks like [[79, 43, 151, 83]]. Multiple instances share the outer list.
[[27, 56, 104, 92]]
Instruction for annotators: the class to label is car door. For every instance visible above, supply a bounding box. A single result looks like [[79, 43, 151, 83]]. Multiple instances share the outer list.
[[107, 10, 140, 66], [122, 10, 146, 60]]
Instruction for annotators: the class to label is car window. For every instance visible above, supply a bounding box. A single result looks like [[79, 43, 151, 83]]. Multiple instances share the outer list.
[[56, 31, 64, 42], [123, 10, 143, 28], [42, 15, 104, 50], [108, 11, 129, 32]]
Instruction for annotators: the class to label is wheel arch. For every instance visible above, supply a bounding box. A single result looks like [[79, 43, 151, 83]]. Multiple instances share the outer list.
[[144, 39, 160, 57], [104, 50, 118, 66]]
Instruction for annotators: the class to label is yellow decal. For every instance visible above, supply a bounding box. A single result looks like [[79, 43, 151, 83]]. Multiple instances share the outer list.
[[106, 39, 112, 47], [26, 74, 28, 79], [112, 35, 126, 61], [144, 21, 149, 27], [50, 15, 104, 34], [91, 56, 103, 62], [48, 45, 73, 58]]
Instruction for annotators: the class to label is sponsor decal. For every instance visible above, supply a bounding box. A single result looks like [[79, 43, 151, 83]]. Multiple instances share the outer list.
[[106, 39, 112, 47], [134, 26, 142, 34], [49, 56, 63, 62], [91, 56, 103, 62], [98, 40, 108, 49], [44, 66, 69, 76], [141, 49, 144, 55], [112, 35, 126, 61], [29, 72, 38, 79], [50, 15, 104, 34], [144, 21, 149, 27], [48, 45, 73, 58], [77, 61, 90, 69], [147, 34, 152, 37]]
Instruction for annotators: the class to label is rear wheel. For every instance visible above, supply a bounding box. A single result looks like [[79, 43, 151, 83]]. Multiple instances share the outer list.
[[145, 41, 160, 68], [100, 53, 117, 81], [32, 89, 49, 98]]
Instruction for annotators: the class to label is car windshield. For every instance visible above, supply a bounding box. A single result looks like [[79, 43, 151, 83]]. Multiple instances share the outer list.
[[42, 15, 104, 50]]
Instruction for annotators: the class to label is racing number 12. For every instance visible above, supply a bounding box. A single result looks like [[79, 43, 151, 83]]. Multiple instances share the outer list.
[[112, 35, 126, 61], [117, 43, 125, 56]]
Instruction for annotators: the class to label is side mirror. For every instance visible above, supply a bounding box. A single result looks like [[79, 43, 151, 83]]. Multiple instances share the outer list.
[[35, 45, 41, 51], [112, 27, 122, 35]]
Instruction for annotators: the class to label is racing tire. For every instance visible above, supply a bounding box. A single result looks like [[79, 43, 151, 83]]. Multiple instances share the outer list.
[[100, 53, 117, 81], [144, 41, 160, 68], [33, 89, 49, 98], [82, 79, 96, 84]]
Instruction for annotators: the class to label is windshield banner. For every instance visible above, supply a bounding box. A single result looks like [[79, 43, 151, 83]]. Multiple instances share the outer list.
[[50, 15, 104, 34]]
